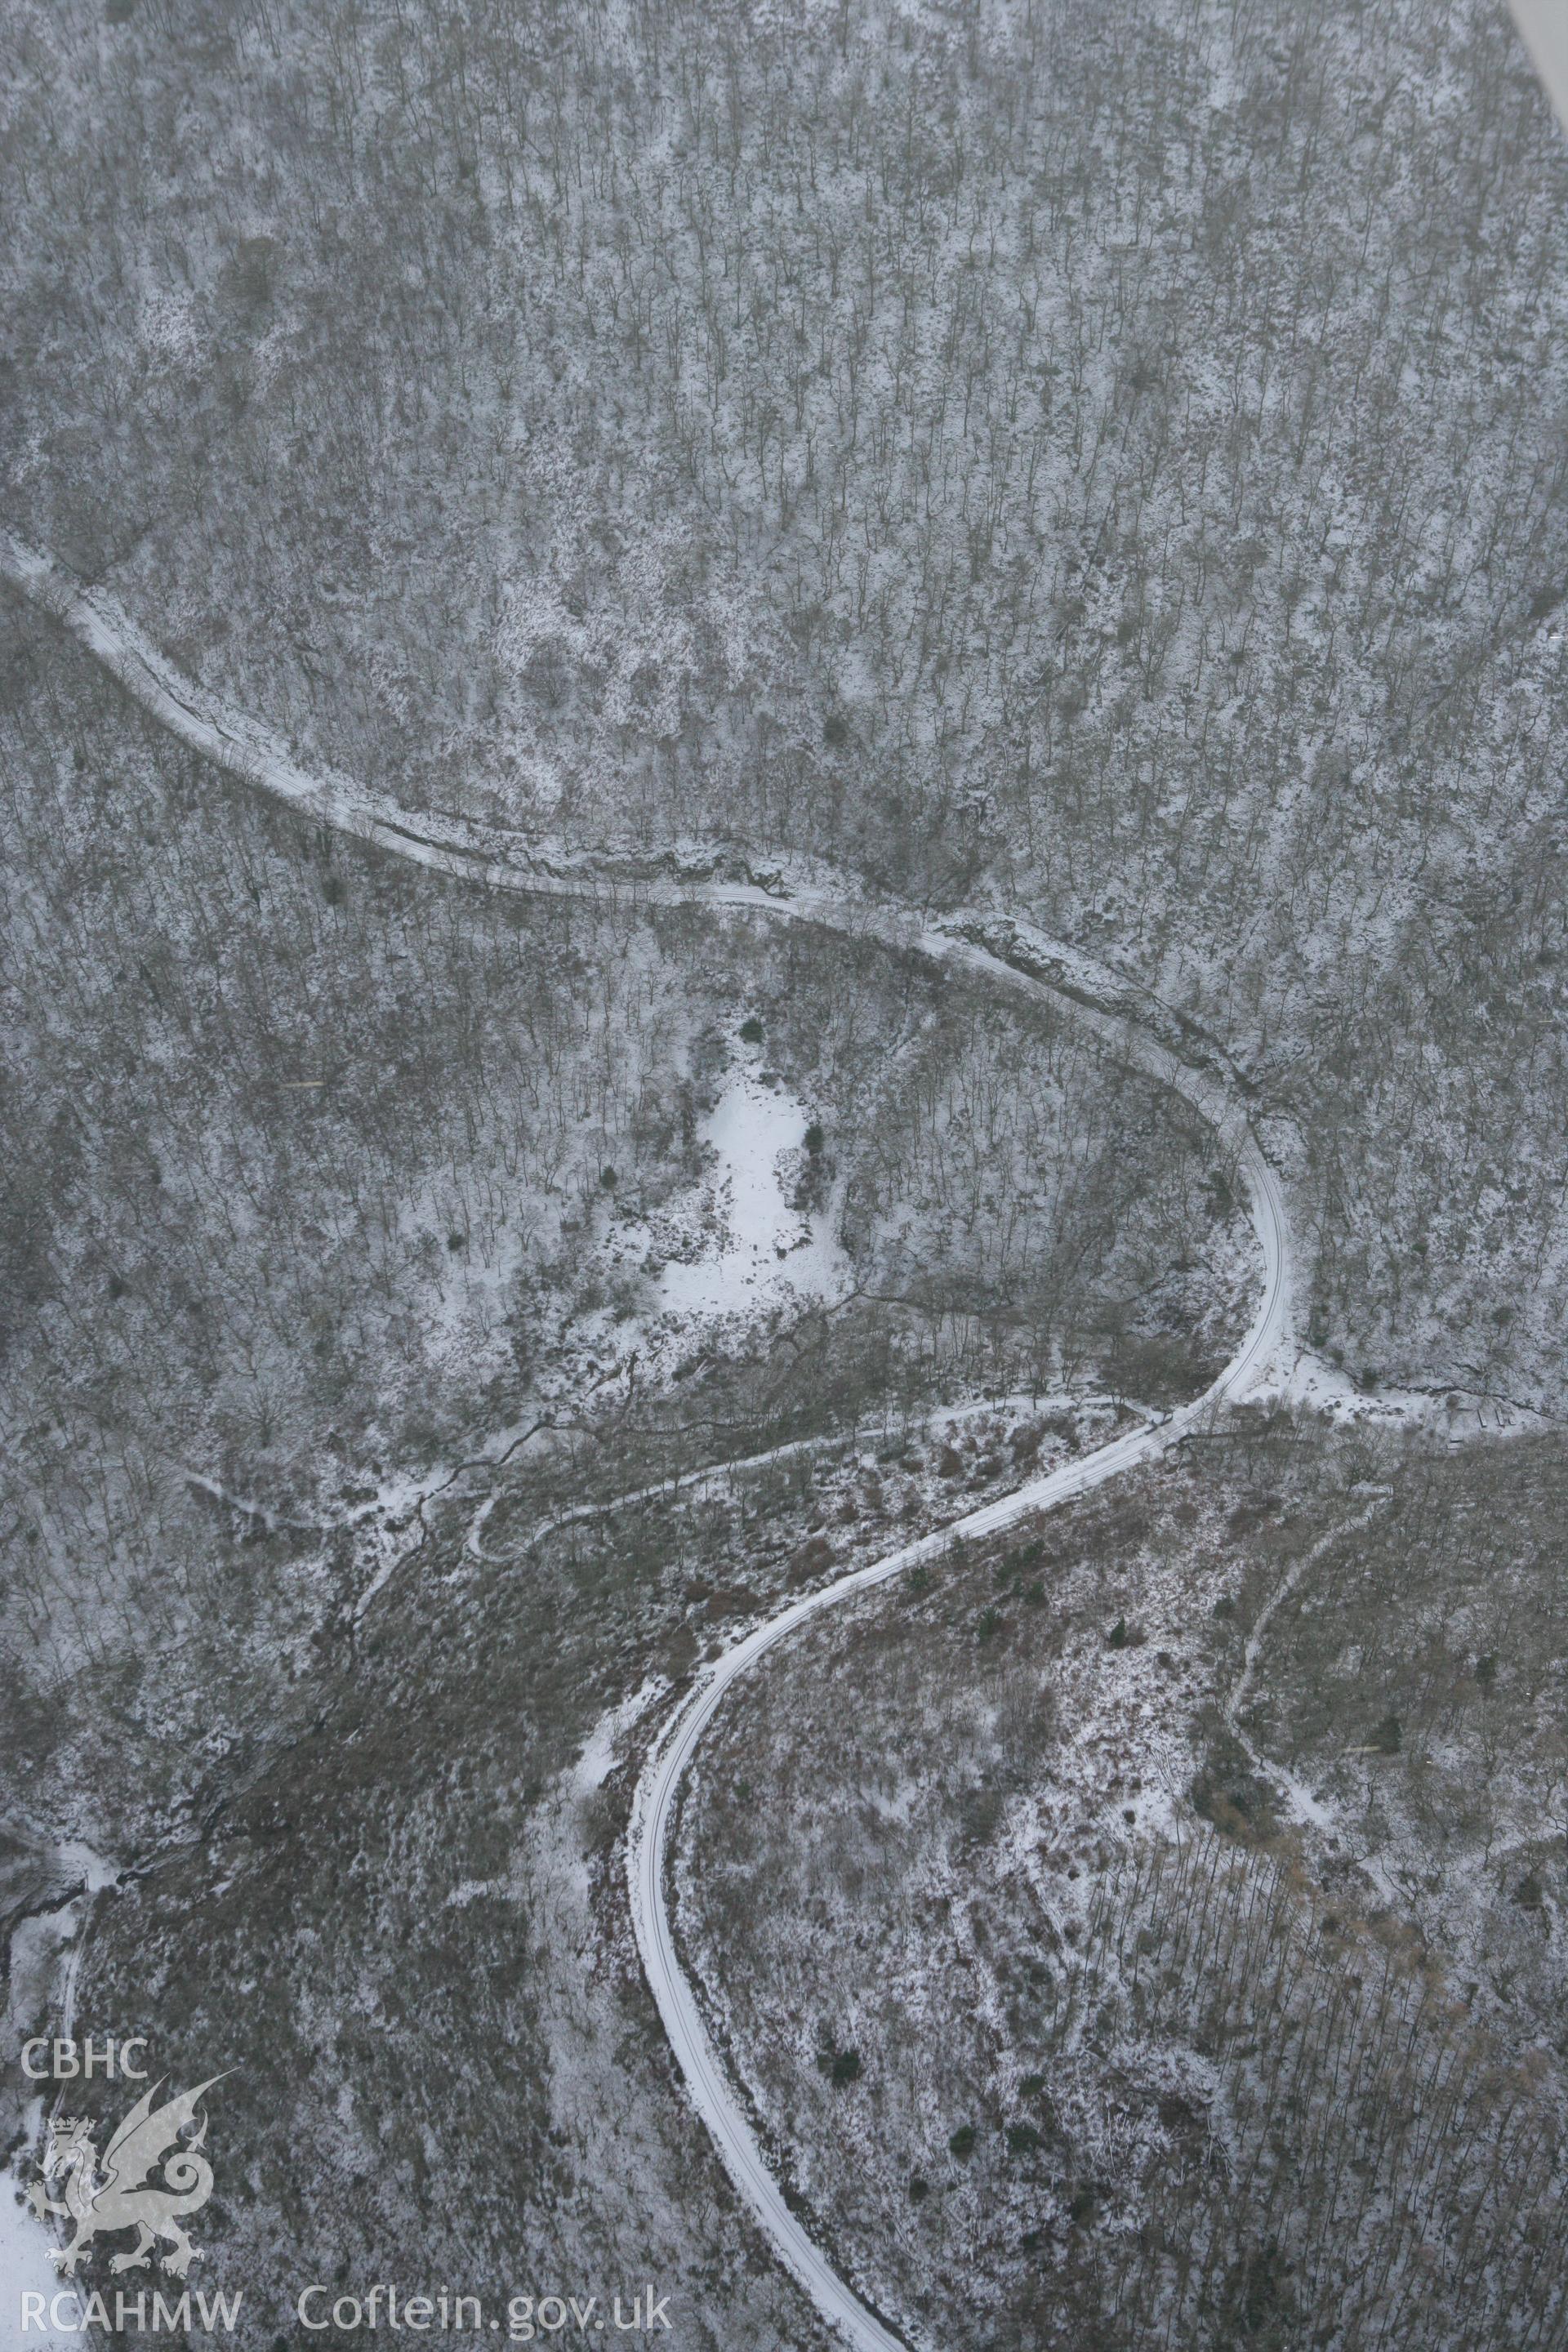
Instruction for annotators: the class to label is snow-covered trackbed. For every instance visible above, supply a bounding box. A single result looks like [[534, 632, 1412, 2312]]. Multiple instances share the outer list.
[[629, 1140, 1285, 2352], [2, 529, 1292, 2352]]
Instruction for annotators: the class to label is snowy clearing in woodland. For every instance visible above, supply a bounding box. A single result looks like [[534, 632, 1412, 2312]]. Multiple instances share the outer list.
[[660, 1064, 850, 1325]]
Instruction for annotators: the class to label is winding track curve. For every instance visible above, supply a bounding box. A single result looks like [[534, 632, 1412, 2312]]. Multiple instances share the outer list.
[[2, 529, 1292, 2352]]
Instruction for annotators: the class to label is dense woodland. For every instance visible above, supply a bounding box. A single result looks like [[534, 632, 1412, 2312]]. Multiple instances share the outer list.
[[683, 1423, 1568, 2350], [2, 2, 1566, 2348], [5, 0, 1568, 1401], [0, 602, 1249, 2345], [0, 599, 1249, 1694]]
